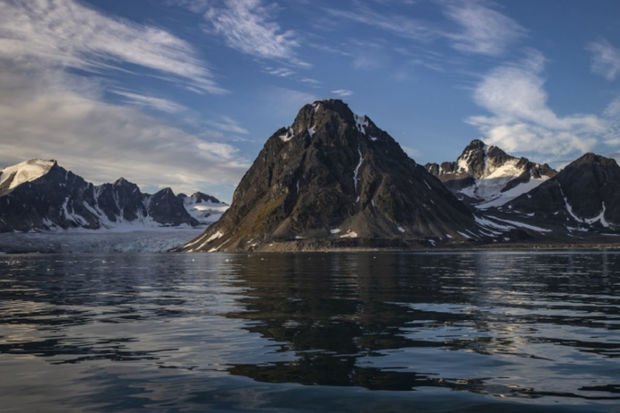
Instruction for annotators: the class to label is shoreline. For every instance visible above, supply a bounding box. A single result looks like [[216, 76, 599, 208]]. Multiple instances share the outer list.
[[199, 241, 620, 253]]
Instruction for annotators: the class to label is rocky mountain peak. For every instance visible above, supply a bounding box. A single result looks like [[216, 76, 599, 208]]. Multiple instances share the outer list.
[[456, 139, 513, 178], [0, 159, 58, 196], [572, 152, 618, 168], [114, 177, 132, 186], [182, 100, 478, 252], [148, 187, 197, 226], [426, 140, 556, 209], [507, 153, 620, 230], [462, 139, 486, 152], [276, 99, 386, 147], [189, 191, 222, 204]]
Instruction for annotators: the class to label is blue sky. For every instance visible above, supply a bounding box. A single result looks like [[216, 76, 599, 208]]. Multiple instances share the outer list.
[[0, 0, 619, 201]]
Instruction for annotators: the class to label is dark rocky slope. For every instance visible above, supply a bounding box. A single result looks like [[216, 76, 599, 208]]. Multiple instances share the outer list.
[[183, 100, 480, 252], [505, 153, 620, 232]]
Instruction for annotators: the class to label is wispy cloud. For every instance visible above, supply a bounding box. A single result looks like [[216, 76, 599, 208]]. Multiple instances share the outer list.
[[300, 77, 322, 87], [588, 39, 620, 81], [112, 90, 187, 113], [0, 67, 248, 194], [467, 51, 607, 158], [442, 1, 525, 56], [205, 116, 250, 135], [604, 97, 620, 146], [0, 0, 250, 195], [325, 6, 435, 42], [325, 1, 524, 58], [331, 89, 354, 97], [202, 0, 306, 65], [0, 0, 224, 94], [264, 66, 295, 77]]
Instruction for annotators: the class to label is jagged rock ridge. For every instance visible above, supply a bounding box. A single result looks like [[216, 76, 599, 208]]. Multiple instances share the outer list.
[[0, 160, 226, 232], [426, 139, 556, 209], [184, 99, 480, 252]]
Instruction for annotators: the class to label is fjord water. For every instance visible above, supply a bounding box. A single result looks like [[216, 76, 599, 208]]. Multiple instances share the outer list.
[[0, 252, 618, 412]]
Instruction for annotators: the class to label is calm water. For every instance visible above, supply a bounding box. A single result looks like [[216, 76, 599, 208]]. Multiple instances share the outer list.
[[0, 251, 619, 412]]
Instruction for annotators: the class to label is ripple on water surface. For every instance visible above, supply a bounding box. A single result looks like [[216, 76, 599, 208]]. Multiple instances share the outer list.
[[0, 251, 618, 412]]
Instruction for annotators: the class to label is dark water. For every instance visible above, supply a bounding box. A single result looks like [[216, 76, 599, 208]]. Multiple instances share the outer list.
[[0, 251, 619, 412]]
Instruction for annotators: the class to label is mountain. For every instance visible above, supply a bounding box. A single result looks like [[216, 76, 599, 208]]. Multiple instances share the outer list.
[[180, 192, 228, 224], [0, 159, 225, 232], [182, 99, 480, 252], [426, 140, 556, 209], [504, 153, 620, 233]]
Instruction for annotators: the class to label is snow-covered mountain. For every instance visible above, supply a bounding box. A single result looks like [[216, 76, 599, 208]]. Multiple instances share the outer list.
[[179, 192, 229, 224], [0, 159, 227, 232], [426, 140, 556, 209]]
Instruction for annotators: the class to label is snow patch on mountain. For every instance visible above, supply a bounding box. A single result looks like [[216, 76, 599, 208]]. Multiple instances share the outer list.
[[476, 177, 549, 209], [182, 195, 228, 225], [0, 159, 55, 192], [278, 127, 294, 142], [355, 114, 368, 134]]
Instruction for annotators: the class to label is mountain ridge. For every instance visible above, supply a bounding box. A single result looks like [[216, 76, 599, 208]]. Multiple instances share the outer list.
[[0, 159, 227, 232], [426, 139, 556, 209]]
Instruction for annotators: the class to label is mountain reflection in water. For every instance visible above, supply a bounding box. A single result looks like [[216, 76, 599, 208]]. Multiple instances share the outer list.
[[0, 251, 618, 412]]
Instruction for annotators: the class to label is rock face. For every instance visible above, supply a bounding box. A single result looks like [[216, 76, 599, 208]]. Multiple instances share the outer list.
[[426, 139, 556, 209], [183, 99, 479, 252], [96, 178, 147, 222], [0, 160, 101, 232], [147, 188, 197, 226], [0, 159, 221, 232], [505, 153, 620, 231]]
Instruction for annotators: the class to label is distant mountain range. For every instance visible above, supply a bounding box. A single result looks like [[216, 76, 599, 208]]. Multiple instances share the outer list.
[[4, 99, 620, 249], [182, 99, 620, 252], [0, 159, 227, 232]]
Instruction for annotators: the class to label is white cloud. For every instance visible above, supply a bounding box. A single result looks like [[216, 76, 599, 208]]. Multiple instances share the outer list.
[[443, 1, 525, 56], [0, 0, 224, 94], [205, 116, 250, 135], [0, 66, 248, 195], [604, 97, 620, 146], [326, 1, 524, 57], [467, 51, 608, 158], [112, 90, 187, 114], [331, 89, 353, 97], [588, 39, 620, 81], [0, 0, 249, 197], [300, 77, 322, 87], [203, 0, 305, 65], [264, 66, 295, 77], [325, 6, 435, 42]]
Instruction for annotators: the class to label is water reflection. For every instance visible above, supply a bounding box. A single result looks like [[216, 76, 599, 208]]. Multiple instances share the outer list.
[[0, 251, 619, 412], [222, 252, 620, 399]]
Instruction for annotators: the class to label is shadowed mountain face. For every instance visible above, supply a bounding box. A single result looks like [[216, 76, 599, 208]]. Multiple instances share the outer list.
[[184, 100, 478, 252], [506, 153, 620, 231], [426, 140, 556, 209], [0, 160, 213, 232]]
